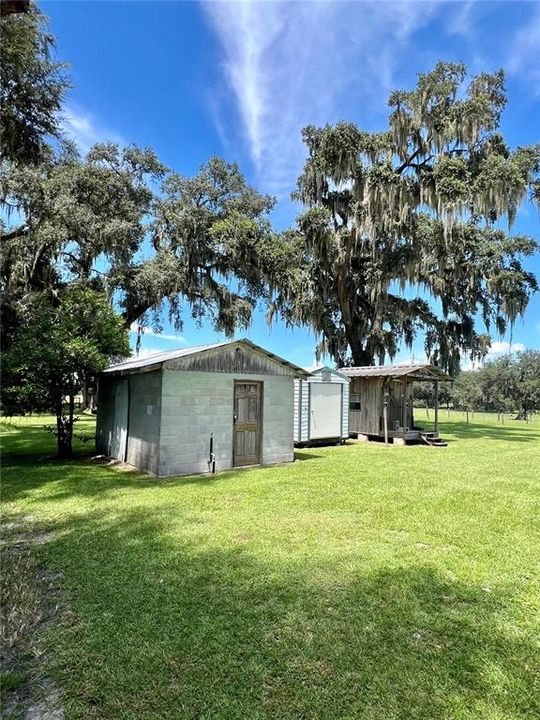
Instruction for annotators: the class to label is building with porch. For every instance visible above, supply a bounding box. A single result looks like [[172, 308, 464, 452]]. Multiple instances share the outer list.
[[339, 364, 451, 445]]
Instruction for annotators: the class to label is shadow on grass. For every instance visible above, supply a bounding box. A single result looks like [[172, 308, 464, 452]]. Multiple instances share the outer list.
[[293, 450, 326, 461], [1, 422, 327, 502], [40, 508, 538, 720]]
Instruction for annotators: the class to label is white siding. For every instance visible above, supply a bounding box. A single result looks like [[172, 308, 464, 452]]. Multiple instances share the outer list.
[[159, 370, 294, 477], [293, 368, 349, 443], [342, 381, 349, 438], [293, 379, 310, 442]]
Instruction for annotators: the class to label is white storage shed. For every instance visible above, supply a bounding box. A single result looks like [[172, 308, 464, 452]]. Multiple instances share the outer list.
[[293, 366, 350, 445]]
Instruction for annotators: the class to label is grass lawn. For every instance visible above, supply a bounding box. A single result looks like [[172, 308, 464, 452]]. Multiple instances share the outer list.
[[1, 411, 539, 719]]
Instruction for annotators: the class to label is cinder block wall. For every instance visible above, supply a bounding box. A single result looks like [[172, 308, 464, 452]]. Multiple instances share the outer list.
[[159, 370, 294, 477], [96, 376, 116, 456], [126, 371, 162, 475]]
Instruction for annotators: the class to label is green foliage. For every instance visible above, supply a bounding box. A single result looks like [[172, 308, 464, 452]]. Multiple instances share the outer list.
[[478, 350, 540, 418], [1, 4, 282, 347], [127, 156, 279, 336], [1, 146, 283, 343], [1, 287, 129, 456], [451, 371, 484, 415], [450, 350, 540, 418], [411, 382, 451, 408], [274, 63, 539, 369], [0, 2, 69, 164]]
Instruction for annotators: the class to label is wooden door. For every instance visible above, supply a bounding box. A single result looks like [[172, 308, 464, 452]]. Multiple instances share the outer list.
[[233, 382, 262, 467]]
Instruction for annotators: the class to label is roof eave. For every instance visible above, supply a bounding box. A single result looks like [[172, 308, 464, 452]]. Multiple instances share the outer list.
[[102, 338, 310, 378]]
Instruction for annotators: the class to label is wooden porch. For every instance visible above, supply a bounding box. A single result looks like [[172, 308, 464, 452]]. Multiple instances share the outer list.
[[340, 363, 452, 446]]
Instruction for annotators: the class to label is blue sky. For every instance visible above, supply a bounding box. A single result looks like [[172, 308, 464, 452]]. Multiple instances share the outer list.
[[43, 0, 540, 367]]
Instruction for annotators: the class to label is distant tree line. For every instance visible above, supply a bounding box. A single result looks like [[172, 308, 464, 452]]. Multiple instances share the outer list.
[[413, 350, 540, 421]]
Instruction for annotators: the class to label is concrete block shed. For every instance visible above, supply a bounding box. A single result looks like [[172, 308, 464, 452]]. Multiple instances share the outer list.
[[96, 339, 308, 477], [294, 366, 350, 445]]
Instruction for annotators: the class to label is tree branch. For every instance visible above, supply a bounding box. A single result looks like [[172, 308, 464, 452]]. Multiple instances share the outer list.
[[1, 225, 30, 243]]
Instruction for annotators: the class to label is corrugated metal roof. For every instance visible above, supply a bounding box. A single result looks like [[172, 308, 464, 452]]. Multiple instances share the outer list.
[[103, 338, 309, 377], [338, 363, 451, 380]]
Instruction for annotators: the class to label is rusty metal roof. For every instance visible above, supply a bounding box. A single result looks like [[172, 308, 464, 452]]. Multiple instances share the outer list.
[[103, 338, 309, 377], [338, 363, 451, 381]]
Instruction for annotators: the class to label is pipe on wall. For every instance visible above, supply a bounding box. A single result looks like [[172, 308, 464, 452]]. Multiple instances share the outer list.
[[208, 433, 216, 474]]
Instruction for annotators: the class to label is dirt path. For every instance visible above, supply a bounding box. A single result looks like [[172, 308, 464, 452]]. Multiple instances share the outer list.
[[1, 515, 64, 719]]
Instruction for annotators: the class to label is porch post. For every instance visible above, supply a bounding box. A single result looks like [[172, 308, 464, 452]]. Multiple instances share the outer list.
[[383, 390, 389, 445], [434, 380, 439, 436], [401, 379, 407, 440]]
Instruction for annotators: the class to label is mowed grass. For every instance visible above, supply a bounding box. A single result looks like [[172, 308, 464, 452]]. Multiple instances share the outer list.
[[1, 412, 539, 720]]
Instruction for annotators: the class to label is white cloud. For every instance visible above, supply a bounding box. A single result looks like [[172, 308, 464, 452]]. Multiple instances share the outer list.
[[508, 4, 540, 96], [446, 0, 476, 38], [202, 0, 439, 198], [487, 340, 525, 357], [129, 323, 186, 344], [62, 104, 124, 154], [396, 354, 428, 366], [465, 340, 526, 370]]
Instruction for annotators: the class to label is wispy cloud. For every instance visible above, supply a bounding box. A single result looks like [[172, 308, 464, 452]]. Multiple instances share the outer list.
[[202, 0, 439, 198], [129, 323, 186, 344], [508, 3, 540, 96], [62, 104, 124, 153]]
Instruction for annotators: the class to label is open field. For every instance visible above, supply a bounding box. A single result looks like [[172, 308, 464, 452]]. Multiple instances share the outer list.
[[1, 411, 539, 719]]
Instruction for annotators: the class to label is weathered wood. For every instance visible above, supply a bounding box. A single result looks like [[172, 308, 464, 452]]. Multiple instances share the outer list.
[[349, 376, 414, 439], [166, 345, 296, 376], [383, 392, 389, 445], [233, 381, 262, 466]]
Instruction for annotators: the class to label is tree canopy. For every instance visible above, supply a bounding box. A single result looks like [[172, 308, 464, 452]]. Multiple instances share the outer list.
[[450, 350, 540, 420], [1, 0, 290, 438], [272, 63, 539, 370], [0, 1, 69, 165], [1, 0, 286, 351], [1, 286, 130, 456], [1, 145, 284, 348]]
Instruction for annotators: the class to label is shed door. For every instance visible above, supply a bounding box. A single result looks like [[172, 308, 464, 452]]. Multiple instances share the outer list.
[[112, 378, 129, 461], [233, 382, 262, 467], [310, 383, 342, 439]]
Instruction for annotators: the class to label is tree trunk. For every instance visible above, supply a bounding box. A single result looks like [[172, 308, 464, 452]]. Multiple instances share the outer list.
[[348, 337, 374, 366], [81, 381, 95, 411], [56, 397, 74, 459]]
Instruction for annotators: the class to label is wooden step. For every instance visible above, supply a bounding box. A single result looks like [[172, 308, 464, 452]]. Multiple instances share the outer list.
[[420, 434, 447, 447]]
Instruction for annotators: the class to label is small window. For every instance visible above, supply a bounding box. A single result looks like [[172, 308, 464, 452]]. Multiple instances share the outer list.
[[350, 394, 361, 411], [321, 369, 331, 382]]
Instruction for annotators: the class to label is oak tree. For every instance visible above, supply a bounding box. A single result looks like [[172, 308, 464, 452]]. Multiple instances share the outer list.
[[274, 63, 539, 370]]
